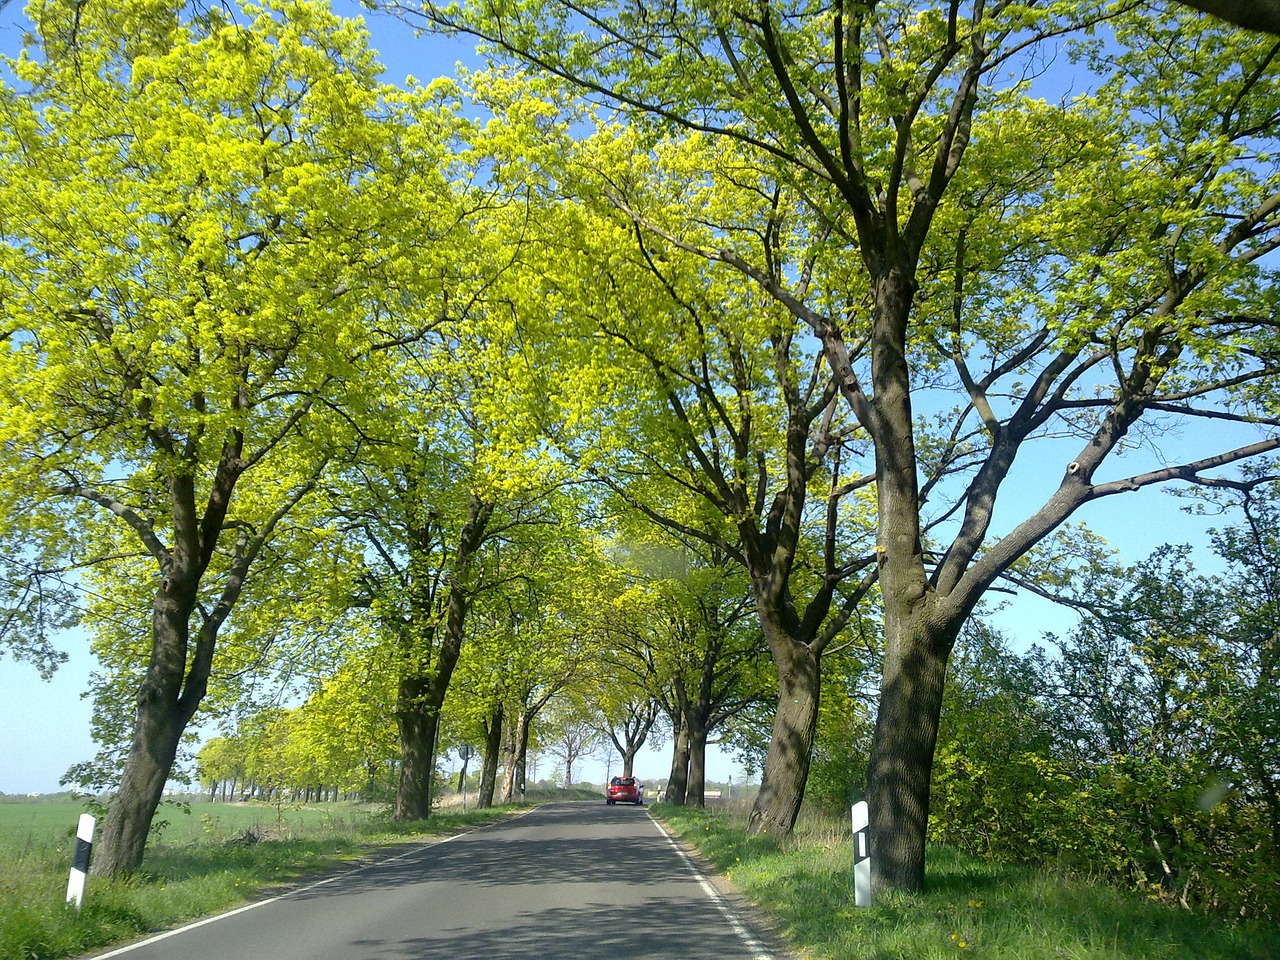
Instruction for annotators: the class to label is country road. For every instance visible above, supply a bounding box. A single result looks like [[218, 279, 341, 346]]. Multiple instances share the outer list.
[[85, 802, 780, 960]]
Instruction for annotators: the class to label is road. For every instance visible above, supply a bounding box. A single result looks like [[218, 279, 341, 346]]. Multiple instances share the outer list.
[[87, 802, 778, 960]]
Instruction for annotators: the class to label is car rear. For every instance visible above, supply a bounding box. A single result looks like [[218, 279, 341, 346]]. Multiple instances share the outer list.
[[605, 777, 643, 805]]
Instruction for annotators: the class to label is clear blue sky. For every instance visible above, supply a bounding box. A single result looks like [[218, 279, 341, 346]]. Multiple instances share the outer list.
[[0, 2, 1263, 795]]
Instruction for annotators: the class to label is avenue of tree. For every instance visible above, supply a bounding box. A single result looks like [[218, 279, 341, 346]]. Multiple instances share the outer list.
[[1, 0, 1277, 905]]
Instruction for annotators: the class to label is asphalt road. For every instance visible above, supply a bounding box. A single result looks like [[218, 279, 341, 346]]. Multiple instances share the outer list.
[[87, 802, 777, 960]]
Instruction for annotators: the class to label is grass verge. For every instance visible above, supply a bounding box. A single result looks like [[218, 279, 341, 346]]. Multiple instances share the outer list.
[[652, 802, 1280, 960]]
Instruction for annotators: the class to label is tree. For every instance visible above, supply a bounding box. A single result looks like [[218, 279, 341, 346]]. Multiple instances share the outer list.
[[287, 632, 400, 800], [196, 735, 245, 801], [354, 420, 592, 818], [600, 537, 770, 806], [449, 607, 513, 808], [373, 471, 496, 821], [541, 696, 602, 787], [598, 687, 660, 780], [409, 1, 1280, 891], [0, 0, 460, 876], [459, 110, 880, 833], [1024, 532, 1280, 914]]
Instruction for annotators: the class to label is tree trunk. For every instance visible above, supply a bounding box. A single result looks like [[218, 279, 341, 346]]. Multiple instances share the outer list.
[[867, 602, 958, 892], [747, 640, 821, 835], [93, 695, 185, 878], [477, 703, 503, 809], [93, 568, 211, 879], [499, 716, 517, 803], [664, 713, 690, 805], [500, 708, 531, 803], [858, 263, 948, 891], [394, 494, 492, 821], [685, 711, 708, 808], [395, 674, 437, 820]]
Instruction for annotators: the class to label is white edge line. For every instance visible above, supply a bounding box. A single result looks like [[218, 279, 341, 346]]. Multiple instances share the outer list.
[[88, 830, 471, 958], [648, 812, 774, 960]]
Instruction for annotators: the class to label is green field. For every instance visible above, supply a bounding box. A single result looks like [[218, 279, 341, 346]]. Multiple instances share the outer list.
[[0, 796, 376, 857]]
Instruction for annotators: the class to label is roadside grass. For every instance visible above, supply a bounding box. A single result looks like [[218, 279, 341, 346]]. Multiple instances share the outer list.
[[653, 802, 1280, 960], [0, 797, 520, 960]]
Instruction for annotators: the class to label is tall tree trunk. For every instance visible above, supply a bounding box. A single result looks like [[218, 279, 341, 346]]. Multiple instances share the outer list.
[[664, 712, 690, 805], [93, 565, 212, 879], [691, 721, 711, 814], [477, 702, 503, 809], [866, 619, 951, 892], [395, 673, 437, 820], [861, 265, 951, 891], [684, 634, 722, 809], [747, 638, 821, 835], [512, 712, 530, 801], [499, 714, 518, 803], [680, 706, 711, 814], [501, 708, 531, 803], [93, 696, 185, 878]]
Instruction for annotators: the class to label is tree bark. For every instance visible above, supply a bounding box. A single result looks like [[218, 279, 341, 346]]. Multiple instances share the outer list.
[[395, 673, 437, 820], [1174, 0, 1280, 35], [867, 610, 958, 891], [92, 523, 223, 877], [477, 702, 503, 809], [499, 712, 518, 803], [746, 638, 821, 834], [92, 690, 186, 878], [664, 712, 690, 805], [621, 746, 637, 778], [500, 708, 532, 803], [686, 712, 708, 809]]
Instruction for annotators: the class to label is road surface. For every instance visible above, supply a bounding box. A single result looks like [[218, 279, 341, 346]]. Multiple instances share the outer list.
[[87, 802, 778, 960]]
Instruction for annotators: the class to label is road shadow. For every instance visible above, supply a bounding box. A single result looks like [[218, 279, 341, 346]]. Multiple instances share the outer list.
[[342, 896, 748, 959], [291, 803, 685, 895]]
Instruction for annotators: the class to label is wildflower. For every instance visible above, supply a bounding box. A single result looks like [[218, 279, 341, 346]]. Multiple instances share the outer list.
[[968, 899, 984, 908]]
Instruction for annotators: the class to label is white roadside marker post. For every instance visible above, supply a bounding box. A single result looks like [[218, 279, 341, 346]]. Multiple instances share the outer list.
[[66, 813, 96, 909], [852, 800, 872, 908]]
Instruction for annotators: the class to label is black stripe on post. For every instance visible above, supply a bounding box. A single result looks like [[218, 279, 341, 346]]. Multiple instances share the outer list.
[[73, 836, 93, 874], [853, 827, 870, 865]]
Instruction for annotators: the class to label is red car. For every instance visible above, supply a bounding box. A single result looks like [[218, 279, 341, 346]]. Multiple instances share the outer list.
[[606, 776, 644, 805]]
